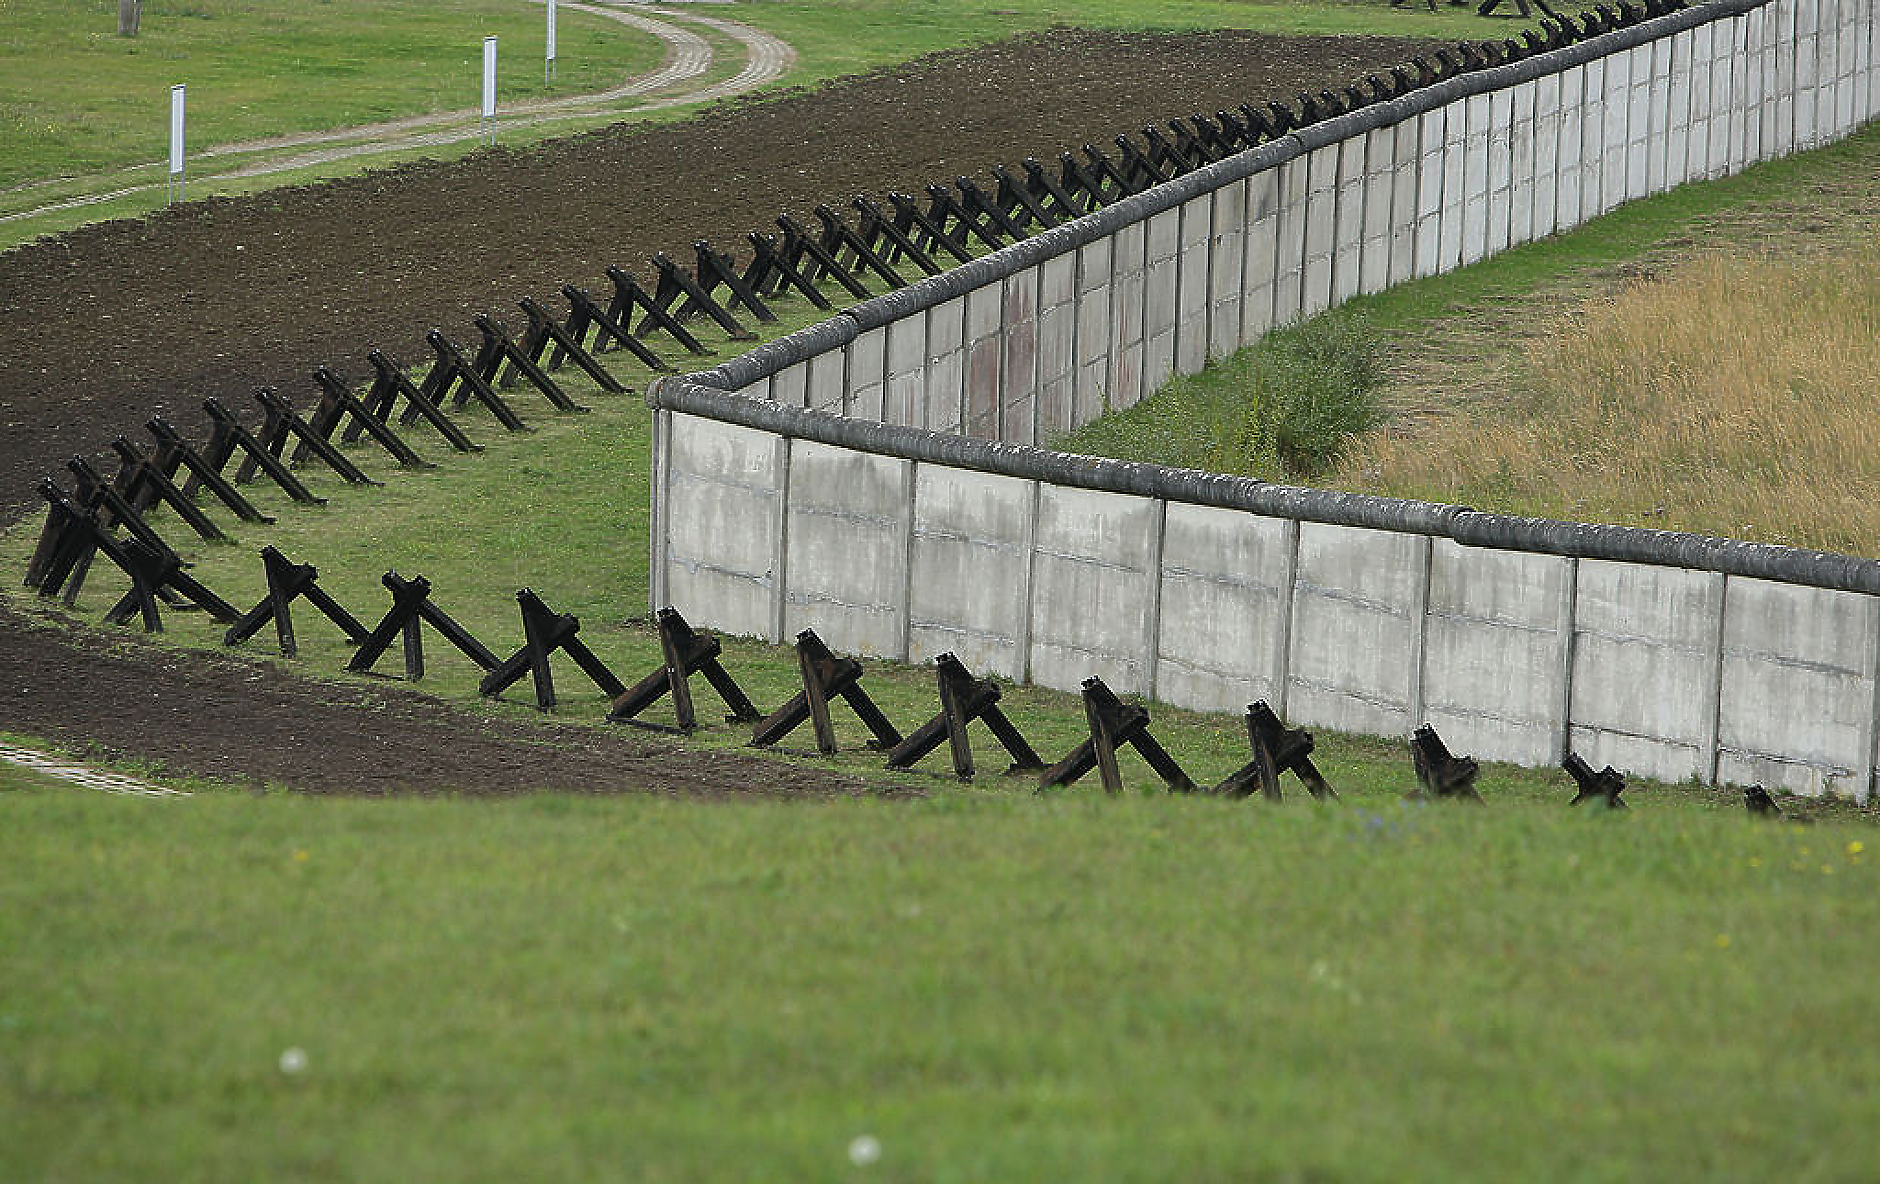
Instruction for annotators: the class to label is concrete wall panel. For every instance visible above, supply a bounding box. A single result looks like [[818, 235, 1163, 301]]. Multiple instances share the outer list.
[[1027, 485, 1161, 695], [1363, 124, 1401, 294], [1286, 523, 1428, 739], [1037, 252, 1078, 438], [907, 465, 1036, 678], [1208, 179, 1249, 358], [1107, 219, 1148, 408], [1175, 195, 1214, 376], [847, 326, 886, 423], [662, 414, 786, 641], [1422, 542, 1574, 767], [1414, 106, 1450, 277], [1331, 132, 1368, 304], [885, 313, 927, 428], [1301, 143, 1342, 316], [1142, 207, 1181, 392], [926, 296, 966, 433], [964, 283, 1004, 437], [1155, 505, 1294, 713], [1241, 168, 1282, 341], [1569, 560, 1725, 784], [1000, 266, 1040, 444], [1074, 236, 1115, 425], [782, 441, 912, 657], [1717, 578, 1878, 799]]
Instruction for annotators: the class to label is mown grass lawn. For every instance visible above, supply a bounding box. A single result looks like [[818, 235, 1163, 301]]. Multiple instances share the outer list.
[[3, 783, 1876, 1182], [0, 0, 665, 189]]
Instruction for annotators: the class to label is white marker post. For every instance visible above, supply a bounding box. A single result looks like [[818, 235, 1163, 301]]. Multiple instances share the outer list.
[[545, 0, 557, 83], [167, 84, 186, 203], [481, 35, 498, 144]]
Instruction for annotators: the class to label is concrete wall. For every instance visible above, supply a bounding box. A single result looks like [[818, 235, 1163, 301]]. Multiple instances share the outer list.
[[654, 0, 1880, 799]]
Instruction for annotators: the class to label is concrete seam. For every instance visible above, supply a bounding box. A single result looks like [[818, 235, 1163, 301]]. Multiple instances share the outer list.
[[1408, 534, 1434, 730], [651, 405, 671, 611], [1018, 479, 1041, 685], [1274, 518, 1301, 718], [1143, 498, 1168, 702], [771, 434, 791, 645], [1702, 571, 1731, 785], [1863, 594, 1880, 805], [1557, 556, 1581, 762], [899, 459, 917, 662]]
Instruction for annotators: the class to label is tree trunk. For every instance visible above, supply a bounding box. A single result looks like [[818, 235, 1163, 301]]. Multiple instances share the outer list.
[[118, 0, 141, 37]]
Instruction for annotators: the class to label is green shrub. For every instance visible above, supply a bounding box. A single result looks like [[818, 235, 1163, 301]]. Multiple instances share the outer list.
[[1060, 310, 1385, 482]]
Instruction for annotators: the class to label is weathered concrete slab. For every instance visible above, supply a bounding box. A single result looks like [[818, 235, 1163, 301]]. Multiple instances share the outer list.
[[1286, 522, 1428, 739], [1646, 37, 1673, 194], [1174, 194, 1213, 376], [1600, 52, 1629, 213], [1422, 541, 1574, 768], [1532, 71, 1561, 239], [662, 413, 786, 641], [1037, 251, 1078, 439], [1331, 132, 1367, 305], [1107, 219, 1148, 409], [1417, 105, 1453, 278], [806, 348, 846, 415], [1143, 207, 1181, 393], [1439, 98, 1469, 271], [1625, 41, 1652, 198], [1387, 117, 1421, 286], [964, 284, 1003, 437], [908, 465, 1036, 679], [772, 360, 808, 410], [1485, 88, 1514, 257], [885, 312, 927, 428], [1155, 504, 1295, 714], [783, 441, 912, 657], [1207, 179, 1248, 359], [1301, 142, 1341, 316], [1460, 93, 1492, 266], [1273, 155, 1309, 324], [1556, 61, 1586, 233], [848, 326, 886, 423], [1715, 577, 1878, 799], [1241, 168, 1281, 338], [1027, 484, 1161, 695], [926, 296, 967, 433], [1074, 236, 1115, 425], [1669, 29, 1695, 187], [1001, 266, 1039, 444], [1569, 560, 1724, 785], [1707, 24, 1735, 175], [1508, 79, 1536, 247]]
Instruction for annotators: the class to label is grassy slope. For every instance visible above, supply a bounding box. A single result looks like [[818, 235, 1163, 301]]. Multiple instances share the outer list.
[[4, 785, 1877, 1182], [1062, 121, 1880, 553]]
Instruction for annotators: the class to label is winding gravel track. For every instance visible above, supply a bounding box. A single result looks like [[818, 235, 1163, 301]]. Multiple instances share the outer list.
[[1, 3, 796, 226]]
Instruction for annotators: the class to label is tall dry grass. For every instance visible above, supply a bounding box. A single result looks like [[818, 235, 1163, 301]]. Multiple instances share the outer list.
[[1337, 239, 1880, 555]]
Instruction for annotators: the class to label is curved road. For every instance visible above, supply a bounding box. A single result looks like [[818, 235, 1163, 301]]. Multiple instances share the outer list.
[[2, 3, 796, 227]]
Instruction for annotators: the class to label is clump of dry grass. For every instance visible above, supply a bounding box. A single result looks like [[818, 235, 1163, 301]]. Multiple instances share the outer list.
[[1336, 240, 1880, 555]]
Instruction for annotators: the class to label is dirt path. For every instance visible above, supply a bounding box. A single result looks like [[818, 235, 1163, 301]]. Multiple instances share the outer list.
[[1, 3, 796, 227], [0, 27, 1444, 795]]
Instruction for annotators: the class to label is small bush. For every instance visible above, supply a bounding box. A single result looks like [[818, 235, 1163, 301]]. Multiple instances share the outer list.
[[1059, 310, 1386, 482]]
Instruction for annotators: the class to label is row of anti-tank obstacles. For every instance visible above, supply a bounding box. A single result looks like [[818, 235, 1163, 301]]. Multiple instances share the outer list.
[[23, 501, 1654, 808], [20, 0, 1756, 809]]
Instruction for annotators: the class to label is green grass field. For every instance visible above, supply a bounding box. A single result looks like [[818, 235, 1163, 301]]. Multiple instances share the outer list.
[[5, 782, 1877, 1182], [0, 0, 665, 189]]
